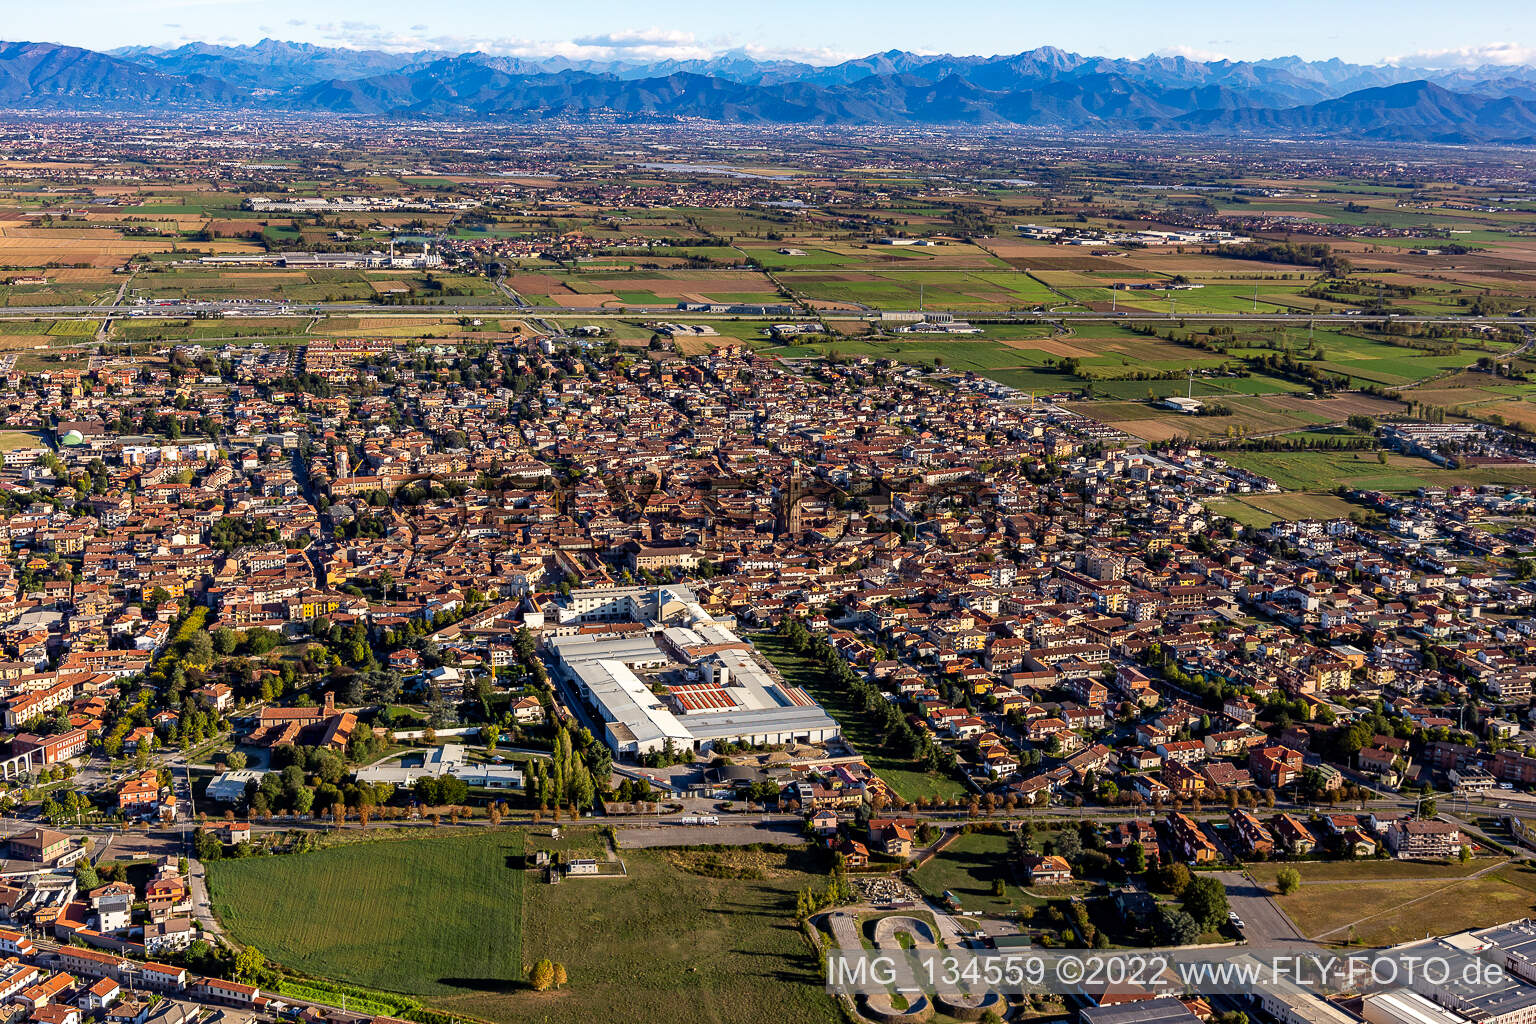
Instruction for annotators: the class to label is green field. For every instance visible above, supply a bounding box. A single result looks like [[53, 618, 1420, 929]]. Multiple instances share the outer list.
[[208, 831, 526, 996], [770, 336, 1045, 372], [779, 269, 1055, 310], [1222, 450, 1536, 493], [209, 830, 839, 1024], [909, 830, 1059, 913], [1208, 491, 1363, 527]]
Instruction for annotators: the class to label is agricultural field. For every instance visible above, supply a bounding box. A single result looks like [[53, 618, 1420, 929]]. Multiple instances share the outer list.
[[502, 267, 779, 308], [1222, 450, 1536, 493], [208, 830, 840, 1024], [1407, 372, 1536, 431], [761, 324, 1293, 398], [111, 317, 317, 343], [1067, 392, 1406, 443], [129, 269, 502, 305], [1296, 327, 1503, 386], [1207, 491, 1364, 528], [778, 269, 1056, 310]]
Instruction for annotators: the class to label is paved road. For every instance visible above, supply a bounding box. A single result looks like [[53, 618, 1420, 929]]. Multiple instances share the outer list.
[[0, 301, 1532, 328], [1215, 869, 1314, 950]]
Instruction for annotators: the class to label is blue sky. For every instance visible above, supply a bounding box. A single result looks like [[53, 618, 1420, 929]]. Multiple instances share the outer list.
[[21, 0, 1536, 67]]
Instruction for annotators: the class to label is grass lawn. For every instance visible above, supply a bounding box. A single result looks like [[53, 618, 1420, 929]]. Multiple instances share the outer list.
[[909, 830, 1059, 913], [752, 634, 967, 803], [426, 843, 839, 1024], [207, 830, 526, 996], [209, 830, 840, 1024]]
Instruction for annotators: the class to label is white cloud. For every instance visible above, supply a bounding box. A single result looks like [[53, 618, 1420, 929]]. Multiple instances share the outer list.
[[736, 42, 859, 65], [1389, 42, 1536, 69], [301, 22, 849, 65], [1150, 44, 1232, 62], [572, 28, 697, 50]]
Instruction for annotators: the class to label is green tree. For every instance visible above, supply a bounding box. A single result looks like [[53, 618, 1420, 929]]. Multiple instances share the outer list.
[[194, 828, 223, 861], [1157, 862, 1191, 896], [1276, 866, 1301, 896], [234, 946, 265, 980], [75, 858, 100, 891], [529, 959, 555, 991], [1182, 876, 1230, 931], [213, 626, 239, 655], [187, 629, 215, 667], [1156, 906, 1201, 945]]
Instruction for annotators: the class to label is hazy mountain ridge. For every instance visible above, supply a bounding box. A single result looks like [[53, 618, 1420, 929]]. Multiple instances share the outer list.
[[0, 38, 1524, 141]]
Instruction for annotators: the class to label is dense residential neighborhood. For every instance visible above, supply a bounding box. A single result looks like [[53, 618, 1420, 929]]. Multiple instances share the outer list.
[[2, 67, 1536, 1024], [4, 314, 1536, 1019]]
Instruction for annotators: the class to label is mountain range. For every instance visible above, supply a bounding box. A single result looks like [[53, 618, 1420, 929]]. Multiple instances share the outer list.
[[0, 38, 1534, 142]]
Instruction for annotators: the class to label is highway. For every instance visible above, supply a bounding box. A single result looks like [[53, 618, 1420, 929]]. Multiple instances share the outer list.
[[0, 301, 1530, 329]]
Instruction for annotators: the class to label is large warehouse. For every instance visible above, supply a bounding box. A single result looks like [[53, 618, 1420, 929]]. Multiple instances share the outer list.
[[546, 586, 839, 757]]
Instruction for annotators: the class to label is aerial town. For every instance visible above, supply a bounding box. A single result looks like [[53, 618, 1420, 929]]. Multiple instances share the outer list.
[[2, 12, 1536, 1024]]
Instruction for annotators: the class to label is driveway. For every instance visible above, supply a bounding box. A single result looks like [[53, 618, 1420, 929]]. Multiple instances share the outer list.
[[1215, 869, 1315, 950]]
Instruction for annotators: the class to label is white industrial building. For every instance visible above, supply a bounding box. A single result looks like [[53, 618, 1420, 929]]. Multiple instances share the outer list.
[[1365, 990, 1470, 1024], [205, 769, 266, 804], [1394, 930, 1536, 1024], [547, 586, 839, 757]]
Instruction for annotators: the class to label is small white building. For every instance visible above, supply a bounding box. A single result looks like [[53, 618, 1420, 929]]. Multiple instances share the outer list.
[[1161, 396, 1204, 414], [205, 769, 265, 804]]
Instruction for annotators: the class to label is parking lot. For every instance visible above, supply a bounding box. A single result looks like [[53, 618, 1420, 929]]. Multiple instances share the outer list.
[[615, 819, 805, 848], [1216, 870, 1314, 950]]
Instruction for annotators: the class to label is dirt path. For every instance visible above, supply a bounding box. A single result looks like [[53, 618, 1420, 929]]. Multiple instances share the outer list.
[[189, 856, 242, 951]]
